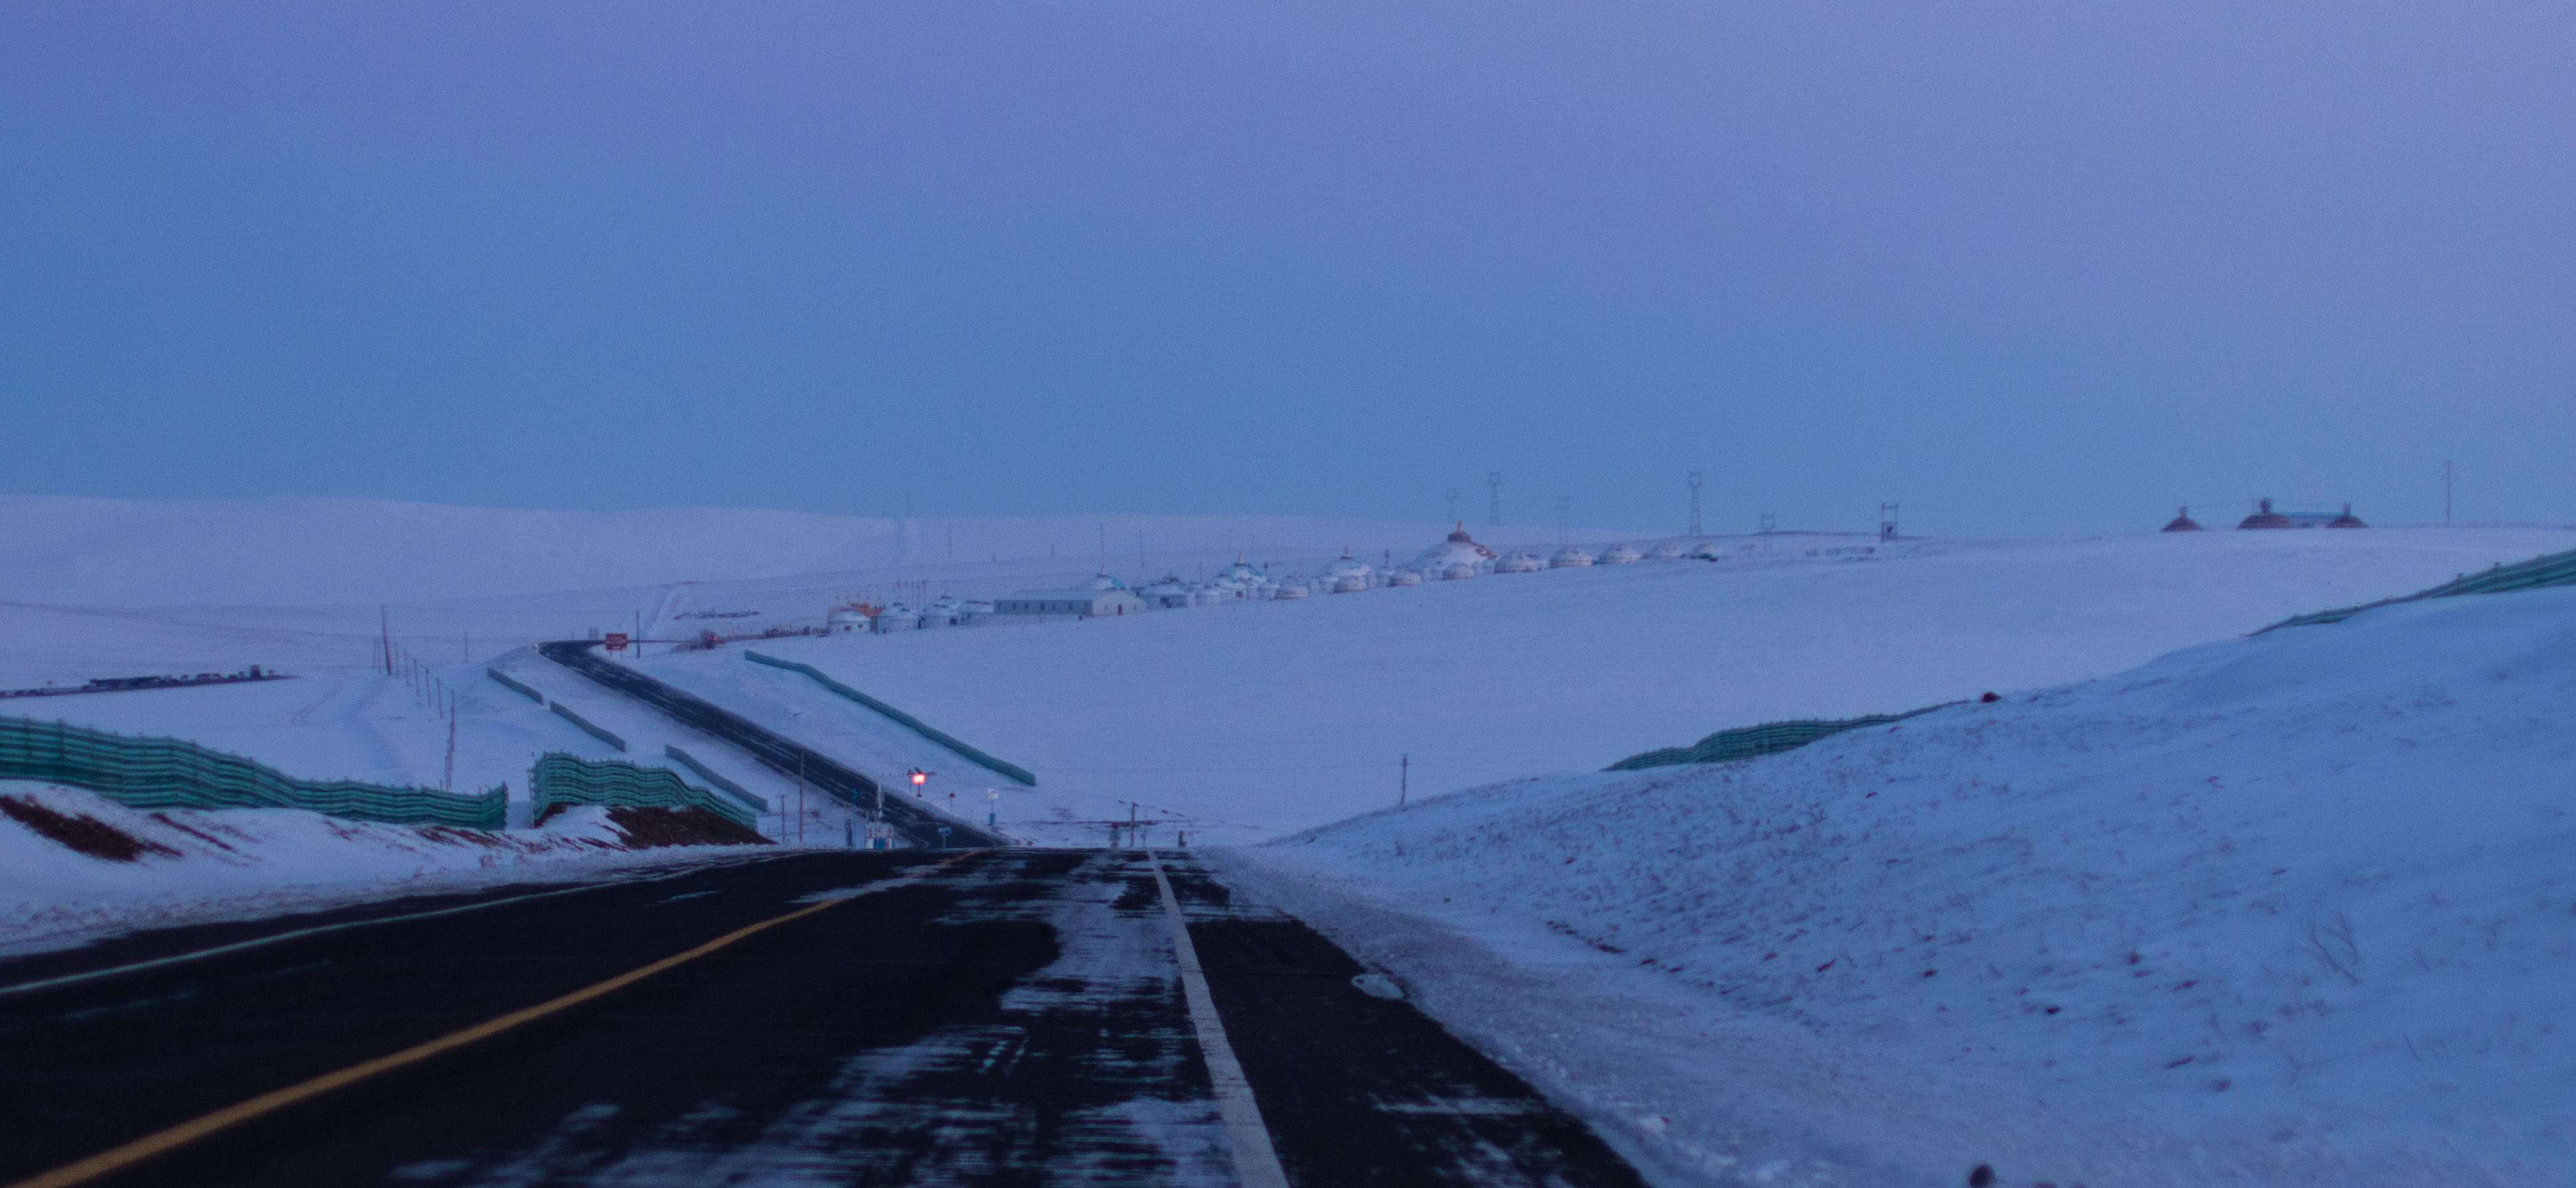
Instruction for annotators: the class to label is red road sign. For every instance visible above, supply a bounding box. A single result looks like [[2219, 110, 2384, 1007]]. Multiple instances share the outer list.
[[604, 633, 629, 651]]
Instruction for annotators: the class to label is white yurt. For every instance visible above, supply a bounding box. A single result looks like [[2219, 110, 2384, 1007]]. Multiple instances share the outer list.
[[961, 599, 996, 620], [1439, 562, 1476, 580], [1646, 542, 1685, 560], [873, 602, 920, 632], [1141, 576, 1193, 610], [1549, 545, 1594, 568], [1411, 523, 1498, 575], [1086, 568, 1131, 591], [1688, 541, 1729, 561], [1274, 582, 1310, 600], [918, 596, 965, 628], [827, 606, 872, 634], [1599, 543, 1641, 564], [1496, 550, 1544, 573], [1320, 549, 1376, 592], [1385, 568, 1423, 586]]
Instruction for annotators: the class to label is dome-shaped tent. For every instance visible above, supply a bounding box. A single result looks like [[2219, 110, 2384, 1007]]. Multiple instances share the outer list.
[[1550, 546, 1594, 568], [1646, 543, 1685, 560], [2238, 498, 2293, 529], [2162, 506, 2203, 532], [1496, 550, 1543, 573], [1599, 543, 1642, 564]]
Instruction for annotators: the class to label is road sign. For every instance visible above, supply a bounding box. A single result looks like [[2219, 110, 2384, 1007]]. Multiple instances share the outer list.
[[935, 825, 952, 850], [604, 633, 629, 652]]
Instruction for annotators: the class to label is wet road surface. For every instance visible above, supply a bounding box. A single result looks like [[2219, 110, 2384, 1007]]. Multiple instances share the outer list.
[[0, 850, 1645, 1188]]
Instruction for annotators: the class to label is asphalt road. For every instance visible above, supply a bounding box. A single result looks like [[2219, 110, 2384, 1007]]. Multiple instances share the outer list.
[[0, 849, 1645, 1188], [536, 641, 1002, 848]]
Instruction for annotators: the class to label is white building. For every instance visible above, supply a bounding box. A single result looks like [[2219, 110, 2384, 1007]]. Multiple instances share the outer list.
[[1410, 524, 1497, 576], [1320, 550, 1376, 592], [1549, 545, 1595, 568], [1646, 542, 1684, 560], [827, 606, 872, 634], [873, 603, 920, 632], [992, 570, 1147, 620], [1497, 550, 1544, 573], [1599, 543, 1641, 564], [1385, 568, 1423, 586]]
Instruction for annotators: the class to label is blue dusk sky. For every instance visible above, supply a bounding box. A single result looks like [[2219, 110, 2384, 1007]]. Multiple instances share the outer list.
[[3, 2, 2569, 535]]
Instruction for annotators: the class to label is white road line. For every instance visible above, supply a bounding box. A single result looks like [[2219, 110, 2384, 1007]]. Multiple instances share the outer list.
[[1148, 851, 1292, 1188], [0, 854, 783, 1000]]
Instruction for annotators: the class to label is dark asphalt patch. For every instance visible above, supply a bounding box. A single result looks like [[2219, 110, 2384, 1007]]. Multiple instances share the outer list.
[[1183, 913, 1648, 1188]]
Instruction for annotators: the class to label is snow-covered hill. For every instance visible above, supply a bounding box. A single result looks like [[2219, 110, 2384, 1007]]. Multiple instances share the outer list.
[[1226, 582, 2576, 1187]]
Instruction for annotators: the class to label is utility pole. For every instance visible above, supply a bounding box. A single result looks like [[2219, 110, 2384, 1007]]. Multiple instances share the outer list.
[[1487, 472, 1502, 527], [1399, 754, 1408, 806], [380, 608, 391, 675], [1687, 472, 1704, 537], [2444, 460, 2454, 527], [1556, 496, 1571, 545], [1880, 503, 1900, 541]]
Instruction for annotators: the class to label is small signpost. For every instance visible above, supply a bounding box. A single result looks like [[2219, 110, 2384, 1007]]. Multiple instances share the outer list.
[[603, 632, 630, 653], [866, 823, 895, 850], [935, 825, 952, 850]]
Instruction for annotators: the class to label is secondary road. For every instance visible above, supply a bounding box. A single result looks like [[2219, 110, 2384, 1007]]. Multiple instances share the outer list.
[[0, 850, 1645, 1187], [536, 641, 1002, 848]]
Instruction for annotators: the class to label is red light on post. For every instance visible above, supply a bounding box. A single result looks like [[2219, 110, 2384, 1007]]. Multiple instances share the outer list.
[[909, 769, 927, 787]]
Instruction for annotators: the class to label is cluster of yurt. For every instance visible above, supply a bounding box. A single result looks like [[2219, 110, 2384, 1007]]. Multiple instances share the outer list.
[[821, 525, 1735, 638]]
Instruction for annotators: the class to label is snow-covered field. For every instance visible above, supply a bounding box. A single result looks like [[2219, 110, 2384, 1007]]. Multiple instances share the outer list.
[[6, 496, 2575, 1181], [1225, 582, 2576, 1187]]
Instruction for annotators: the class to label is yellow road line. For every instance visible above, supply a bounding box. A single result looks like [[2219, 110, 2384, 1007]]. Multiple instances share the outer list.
[[8, 852, 981, 1188]]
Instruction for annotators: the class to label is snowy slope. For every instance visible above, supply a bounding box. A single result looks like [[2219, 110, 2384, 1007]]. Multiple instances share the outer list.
[[1225, 584, 2576, 1187], [648, 527, 2576, 844], [10, 523, 2575, 854], [0, 783, 771, 951]]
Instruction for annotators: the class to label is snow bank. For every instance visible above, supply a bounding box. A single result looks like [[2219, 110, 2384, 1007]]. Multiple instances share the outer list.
[[0, 783, 772, 953], [1230, 585, 2576, 1187]]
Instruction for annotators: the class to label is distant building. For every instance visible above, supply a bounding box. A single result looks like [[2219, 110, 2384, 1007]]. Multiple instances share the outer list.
[[2238, 498, 2294, 529], [990, 586, 1146, 620], [2238, 498, 2366, 529], [1598, 543, 1641, 564], [1549, 545, 1594, 568], [1412, 524, 1498, 575], [2162, 506, 2203, 532]]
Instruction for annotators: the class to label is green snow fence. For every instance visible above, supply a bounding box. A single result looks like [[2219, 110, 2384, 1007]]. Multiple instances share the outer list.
[[2260, 545, 2576, 631], [744, 651, 1038, 786], [529, 752, 755, 828], [0, 715, 506, 828], [1607, 703, 1956, 772]]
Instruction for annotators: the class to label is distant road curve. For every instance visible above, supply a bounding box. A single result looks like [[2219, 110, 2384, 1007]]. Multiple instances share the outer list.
[[536, 640, 1005, 848]]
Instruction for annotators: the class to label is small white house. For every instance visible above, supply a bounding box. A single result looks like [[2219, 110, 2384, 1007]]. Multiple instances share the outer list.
[[992, 586, 1148, 620], [874, 603, 920, 632], [827, 606, 872, 634]]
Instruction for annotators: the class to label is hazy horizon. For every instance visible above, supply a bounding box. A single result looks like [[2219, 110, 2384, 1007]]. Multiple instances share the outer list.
[[7, 3, 2569, 539]]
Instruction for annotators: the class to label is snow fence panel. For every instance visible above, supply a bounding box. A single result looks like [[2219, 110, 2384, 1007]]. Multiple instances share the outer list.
[[529, 752, 754, 828], [662, 744, 768, 813], [0, 714, 506, 828], [1607, 702, 1956, 771], [486, 667, 545, 704], [547, 700, 627, 751], [2260, 543, 2576, 631], [743, 651, 1038, 786]]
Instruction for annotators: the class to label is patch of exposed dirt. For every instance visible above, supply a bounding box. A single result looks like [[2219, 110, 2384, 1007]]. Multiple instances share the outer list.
[[604, 806, 772, 848], [1, 795, 183, 862], [149, 812, 241, 852]]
